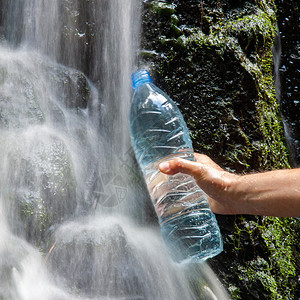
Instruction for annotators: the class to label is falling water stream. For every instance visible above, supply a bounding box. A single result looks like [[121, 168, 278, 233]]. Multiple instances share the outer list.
[[0, 1, 230, 299]]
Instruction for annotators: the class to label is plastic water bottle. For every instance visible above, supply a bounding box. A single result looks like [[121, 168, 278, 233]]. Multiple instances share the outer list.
[[129, 69, 223, 262]]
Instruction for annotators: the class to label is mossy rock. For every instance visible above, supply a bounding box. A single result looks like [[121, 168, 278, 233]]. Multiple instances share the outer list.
[[49, 220, 132, 298], [48, 217, 204, 299], [4, 131, 77, 249], [0, 49, 94, 249], [140, 1, 299, 299]]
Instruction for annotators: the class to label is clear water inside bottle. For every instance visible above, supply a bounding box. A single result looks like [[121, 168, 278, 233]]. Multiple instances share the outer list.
[[130, 73, 223, 262], [130, 83, 193, 169], [144, 158, 223, 262]]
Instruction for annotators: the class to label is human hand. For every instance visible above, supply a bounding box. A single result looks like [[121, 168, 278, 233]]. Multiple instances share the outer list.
[[159, 153, 242, 215]]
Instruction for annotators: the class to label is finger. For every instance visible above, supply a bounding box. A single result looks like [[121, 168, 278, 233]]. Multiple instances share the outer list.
[[159, 158, 204, 178]]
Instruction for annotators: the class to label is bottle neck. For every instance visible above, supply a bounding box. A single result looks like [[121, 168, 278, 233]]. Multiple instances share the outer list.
[[132, 70, 153, 90]]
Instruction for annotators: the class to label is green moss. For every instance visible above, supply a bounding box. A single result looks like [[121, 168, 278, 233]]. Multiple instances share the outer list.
[[260, 217, 299, 296], [238, 259, 279, 298], [18, 193, 51, 248], [228, 216, 299, 299], [148, 2, 287, 173], [151, 1, 176, 17], [141, 1, 299, 299]]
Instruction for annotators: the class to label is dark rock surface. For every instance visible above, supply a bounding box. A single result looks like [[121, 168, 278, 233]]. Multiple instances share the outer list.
[[140, 1, 300, 298]]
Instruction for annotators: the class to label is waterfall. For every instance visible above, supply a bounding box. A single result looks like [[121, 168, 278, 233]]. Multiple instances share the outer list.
[[0, 1, 230, 299], [275, 2, 300, 166], [273, 25, 299, 167]]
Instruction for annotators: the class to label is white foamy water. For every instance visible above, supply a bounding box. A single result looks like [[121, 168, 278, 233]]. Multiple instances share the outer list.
[[0, 1, 230, 299]]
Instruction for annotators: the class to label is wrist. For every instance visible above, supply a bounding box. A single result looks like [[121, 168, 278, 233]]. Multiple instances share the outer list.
[[225, 174, 252, 215], [229, 173, 269, 215]]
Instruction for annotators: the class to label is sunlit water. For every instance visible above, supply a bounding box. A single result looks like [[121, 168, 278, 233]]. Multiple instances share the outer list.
[[0, 0, 230, 299]]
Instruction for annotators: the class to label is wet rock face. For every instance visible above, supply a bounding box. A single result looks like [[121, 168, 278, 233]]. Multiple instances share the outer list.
[[0, 51, 93, 248], [49, 223, 139, 298], [47, 218, 199, 300], [10, 134, 77, 244], [141, 1, 299, 299], [141, 0, 288, 173]]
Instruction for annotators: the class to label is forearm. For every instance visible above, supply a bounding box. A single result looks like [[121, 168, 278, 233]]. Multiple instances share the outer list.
[[231, 169, 300, 217], [159, 155, 300, 217]]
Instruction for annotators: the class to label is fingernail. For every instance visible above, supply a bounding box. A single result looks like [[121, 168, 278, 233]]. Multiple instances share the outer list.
[[159, 162, 170, 172]]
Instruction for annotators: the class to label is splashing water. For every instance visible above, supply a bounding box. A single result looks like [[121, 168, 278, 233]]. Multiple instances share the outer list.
[[0, 0, 230, 299]]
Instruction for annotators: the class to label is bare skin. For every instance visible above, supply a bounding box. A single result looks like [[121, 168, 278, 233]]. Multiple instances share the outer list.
[[159, 153, 300, 217]]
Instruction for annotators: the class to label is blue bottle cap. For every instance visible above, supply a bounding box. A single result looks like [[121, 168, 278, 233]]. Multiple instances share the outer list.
[[132, 69, 153, 89]]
